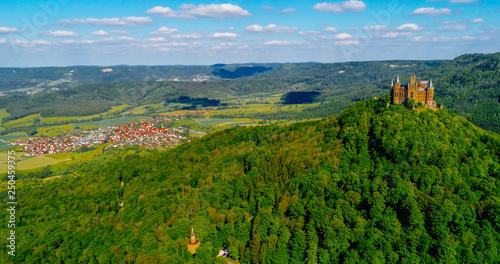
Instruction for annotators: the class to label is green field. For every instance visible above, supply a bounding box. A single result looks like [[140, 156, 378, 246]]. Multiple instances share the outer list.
[[0, 141, 15, 152], [0, 109, 10, 120], [41, 103, 132, 124], [0, 133, 27, 152], [36, 124, 75, 136], [77, 116, 151, 128], [0, 133, 27, 142], [3, 114, 41, 127], [122, 104, 164, 115], [196, 118, 232, 126], [0, 155, 70, 174], [225, 122, 255, 127]]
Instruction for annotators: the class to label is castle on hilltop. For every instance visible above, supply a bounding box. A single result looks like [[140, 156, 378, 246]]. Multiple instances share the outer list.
[[390, 75, 436, 108]]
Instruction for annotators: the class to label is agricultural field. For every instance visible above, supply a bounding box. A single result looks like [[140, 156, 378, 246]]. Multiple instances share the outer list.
[[0, 133, 27, 142], [41, 103, 131, 124], [122, 103, 165, 115], [205, 103, 320, 118], [0, 154, 69, 174], [196, 118, 231, 126], [0, 109, 10, 120], [3, 114, 41, 127], [35, 124, 75, 137], [77, 116, 150, 128], [0, 141, 16, 152], [196, 118, 259, 129], [0, 132, 28, 151]]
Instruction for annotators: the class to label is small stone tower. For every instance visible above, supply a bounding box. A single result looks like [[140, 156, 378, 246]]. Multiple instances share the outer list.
[[187, 228, 200, 254]]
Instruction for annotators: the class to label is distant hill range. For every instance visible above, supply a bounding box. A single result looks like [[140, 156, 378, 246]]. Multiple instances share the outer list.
[[0, 52, 498, 133], [0, 61, 440, 92]]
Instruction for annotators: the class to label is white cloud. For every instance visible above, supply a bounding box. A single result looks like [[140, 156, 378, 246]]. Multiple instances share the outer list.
[[166, 42, 190, 47], [412, 35, 479, 42], [396, 23, 422, 31], [299, 31, 321, 36], [313, 1, 367, 13], [39, 30, 78, 38], [411, 7, 451, 16], [471, 18, 484, 23], [245, 24, 299, 34], [264, 40, 292, 46], [6, 39, 55, 48], [461, 35, 475, 40], [30, 40, 52, 45], [0, 25, 19, 34], [150, 27, 178, 35], [99, 36, 137, 43], [147, 4, 251, 19], [449, 0, 476, 3], [334, 33, 354, 39], [211, 32, 239, 39], [170, 33, 204, 39], [323, 26, 340, 33], [439, 21, 467, 31], [91, 30, 109, 36], [146, 37, 167, 42], [63, 39, 95, 45], [146, 6, 176, 18], [362, 25, 389, 31], [122, 16, 153, 24], [60, 17, 152, 26], [263, 40, 306, 46], [378, 32, 412, 38], [280, 8, 296, 14], [334, 40, 360, 45], [112, 30, 128, 35], [211, 42, 242, 50]]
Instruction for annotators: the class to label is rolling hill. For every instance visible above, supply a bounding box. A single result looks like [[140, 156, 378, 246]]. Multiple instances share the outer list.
[[1, 98, 499, 263]]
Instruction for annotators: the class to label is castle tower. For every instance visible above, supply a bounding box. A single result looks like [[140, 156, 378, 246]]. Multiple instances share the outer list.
[[426, 79, 435, 107], [187, 228, 200, 254], [391, 75, 403, 104], [410, 74, 416, 88]]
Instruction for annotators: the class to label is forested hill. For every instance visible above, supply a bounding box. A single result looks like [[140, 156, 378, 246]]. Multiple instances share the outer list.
[[418, 52, 500, 134], [2, 98, 499, 263]]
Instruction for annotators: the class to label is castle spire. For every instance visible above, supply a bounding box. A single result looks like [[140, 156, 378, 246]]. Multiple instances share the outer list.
[[396, 75, 400, 83], [391, 79, 394, 86], [429, 79, 433, 88]]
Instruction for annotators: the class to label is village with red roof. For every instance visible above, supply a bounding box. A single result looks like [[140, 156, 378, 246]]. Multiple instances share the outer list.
[[14, 117, 191, 156]]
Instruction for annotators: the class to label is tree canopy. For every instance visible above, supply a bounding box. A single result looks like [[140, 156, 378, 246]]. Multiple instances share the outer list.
[[1, 98, 499, 263]]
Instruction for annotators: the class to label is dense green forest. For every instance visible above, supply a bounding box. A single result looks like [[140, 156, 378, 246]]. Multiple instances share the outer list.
[[2, 98, 499, 263], [417, 53, 500, 134]]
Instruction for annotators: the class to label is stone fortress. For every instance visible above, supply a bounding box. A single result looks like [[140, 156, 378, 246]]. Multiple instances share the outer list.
[[390, 74, 436, 108]]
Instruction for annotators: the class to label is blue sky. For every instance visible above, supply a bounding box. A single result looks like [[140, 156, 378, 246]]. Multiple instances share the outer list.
[[0, 0, 498, 66]]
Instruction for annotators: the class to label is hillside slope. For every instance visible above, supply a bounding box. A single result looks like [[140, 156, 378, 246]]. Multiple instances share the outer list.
[[1, 100, 500, 263], [419, 52, 500, 133]]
